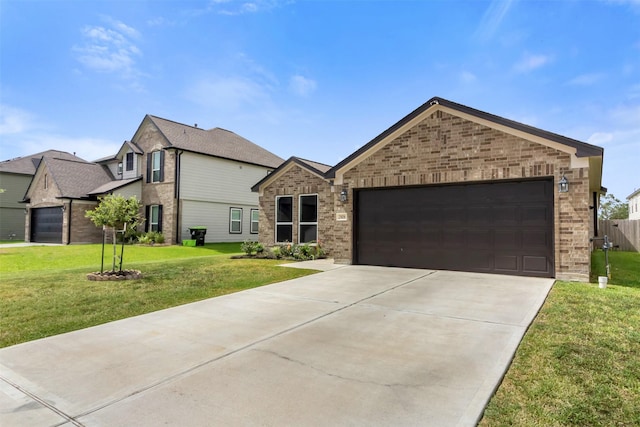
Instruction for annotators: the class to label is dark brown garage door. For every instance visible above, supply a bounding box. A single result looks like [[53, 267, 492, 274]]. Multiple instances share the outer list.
[[31, 207, 63, 243], [355, 179, 554, 277]]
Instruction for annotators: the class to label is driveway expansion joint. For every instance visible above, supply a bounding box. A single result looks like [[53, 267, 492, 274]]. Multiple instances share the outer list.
[[253, 349, 425, 390], [0, 374, 85, 427]]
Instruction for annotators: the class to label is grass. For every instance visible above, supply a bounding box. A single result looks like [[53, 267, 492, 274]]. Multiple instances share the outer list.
[[0, 243, 317, 348], [480, 250, 640, 426]]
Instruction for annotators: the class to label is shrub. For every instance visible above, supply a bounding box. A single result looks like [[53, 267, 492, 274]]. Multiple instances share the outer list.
[[137, 231, 165, 245], [241, 240, 258, 256]]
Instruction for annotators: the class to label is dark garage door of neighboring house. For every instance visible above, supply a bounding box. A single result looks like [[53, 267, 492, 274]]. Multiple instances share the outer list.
[[355, 179, 554, 277], [31, 207, 63, 243]]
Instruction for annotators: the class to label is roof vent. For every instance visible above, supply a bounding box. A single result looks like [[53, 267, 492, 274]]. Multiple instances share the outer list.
[[194, 123, 198, 128]]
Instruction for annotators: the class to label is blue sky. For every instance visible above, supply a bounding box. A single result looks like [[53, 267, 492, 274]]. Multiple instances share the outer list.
[[1, 0, 639, 199]]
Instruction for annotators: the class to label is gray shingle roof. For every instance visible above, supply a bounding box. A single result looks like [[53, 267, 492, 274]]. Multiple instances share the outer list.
[[251, 156, 331, 192], [43, 158, 114, 199], [148, 116, 284, 168], [0, 150, 86, 175], [88, 177, 142, 196]]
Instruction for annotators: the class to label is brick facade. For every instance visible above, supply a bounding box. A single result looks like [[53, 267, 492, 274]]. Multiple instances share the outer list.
[[258, 164, 335, 252], [134, 120, 177, 244], [257, 108, 598, 281]]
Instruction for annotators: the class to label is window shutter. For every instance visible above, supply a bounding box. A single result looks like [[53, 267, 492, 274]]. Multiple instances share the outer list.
[[159, 151, 165, 182], [145, 205, 150, 232], [146, 153, 152, 183], [157, 205, 163, 232]]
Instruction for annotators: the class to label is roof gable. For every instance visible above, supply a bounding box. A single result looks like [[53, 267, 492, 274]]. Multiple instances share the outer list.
[[327, 96, 604, 180], [31, 158, 115, 200], [146, 115, 284, 168], [0, 150, 86, 175], [251, 157, 331, 193]]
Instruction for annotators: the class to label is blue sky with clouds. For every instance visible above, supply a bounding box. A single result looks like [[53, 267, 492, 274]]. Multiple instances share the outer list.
[[1, 0, 639, 199]]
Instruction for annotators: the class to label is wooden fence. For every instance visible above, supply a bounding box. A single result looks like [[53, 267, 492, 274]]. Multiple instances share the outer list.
[[598, 220, 640, 252]]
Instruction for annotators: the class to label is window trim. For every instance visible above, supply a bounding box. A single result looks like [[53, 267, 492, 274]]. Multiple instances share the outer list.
[[125, 152, 134, 171], [298, 194, 318, 244], [250, 209, 259, 234], [229, 207, 242, 234], [275, 195, 293, 243], [149, 204, 162, 232], [151, 151, 161, 183]]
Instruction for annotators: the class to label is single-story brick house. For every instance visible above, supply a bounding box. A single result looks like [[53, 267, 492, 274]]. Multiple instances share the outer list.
[[252, 97, 605, 281]]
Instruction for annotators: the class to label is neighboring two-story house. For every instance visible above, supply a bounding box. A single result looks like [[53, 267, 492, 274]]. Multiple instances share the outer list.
[[628, 188, 640, 220], [23, 115, 283, 244]]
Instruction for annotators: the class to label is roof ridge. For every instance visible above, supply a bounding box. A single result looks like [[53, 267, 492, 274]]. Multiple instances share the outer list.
[[147, 115, 204, 131], [294, 156, 333, 168]]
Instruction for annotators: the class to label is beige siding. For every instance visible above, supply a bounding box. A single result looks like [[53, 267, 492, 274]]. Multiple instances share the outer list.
[[103, 160, 120, 178], [180, 153, 270, 205], [122, 151, 141, 180], [181, 200, 259, 243], [113, 181, 142, 200]]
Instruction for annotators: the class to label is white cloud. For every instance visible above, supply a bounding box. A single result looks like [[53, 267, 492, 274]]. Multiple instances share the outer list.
[[186, 75, 271, 110], [289, 75, 317, 97], [588, 132, 614, 145], [567, 73, 604, 86], [73, 17, 142, 81], [189, 0, 288, 16], [474, 0, 514, 42], [0, 105, 34, 135], [459, 71, 477, 84], [513, 53, 552, 73]]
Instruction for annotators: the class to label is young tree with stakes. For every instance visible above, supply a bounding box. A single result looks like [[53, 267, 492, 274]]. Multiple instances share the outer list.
[[85, 195, 142, 273]]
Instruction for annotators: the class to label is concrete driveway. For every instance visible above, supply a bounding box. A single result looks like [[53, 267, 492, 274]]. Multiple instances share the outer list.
[[0, 265, 553, 427]]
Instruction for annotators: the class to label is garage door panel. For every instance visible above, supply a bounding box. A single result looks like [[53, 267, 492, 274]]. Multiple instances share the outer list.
[[523, 256, 549, 274], [467, 229, 491, 249], [355, 179, 554, 277], [468, 207, 492, 225], [443, 207, 466, 224], [31, 207, 63, 243], [495, 254, 519, 272], [495, 230, 520, 249]]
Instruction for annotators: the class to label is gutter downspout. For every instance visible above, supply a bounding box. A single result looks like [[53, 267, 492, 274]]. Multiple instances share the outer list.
[[175, 150, 183, 244], [66, 200, 72, 245]]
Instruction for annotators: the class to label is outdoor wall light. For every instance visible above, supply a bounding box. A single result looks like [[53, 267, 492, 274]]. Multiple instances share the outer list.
[[339, 189, 348, 202], [558, 175, 569, 193]]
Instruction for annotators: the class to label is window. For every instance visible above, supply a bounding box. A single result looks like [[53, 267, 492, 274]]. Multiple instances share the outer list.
[[299, 194, 318, 243], [126, 152, 134, 171], [147, 205, 163, 232], [44, 174, 48, 189], [275, 196, 293, 242], [117, 162, 123, 175], [147, 151, 164, 183], [230, 208, 242, 234], [250, 209, 259, 234]]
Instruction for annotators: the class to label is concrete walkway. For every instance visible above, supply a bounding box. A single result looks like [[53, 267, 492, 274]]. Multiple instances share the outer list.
[[0, 266, 553, 426]]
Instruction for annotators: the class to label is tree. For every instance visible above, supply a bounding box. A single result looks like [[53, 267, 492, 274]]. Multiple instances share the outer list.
[[86, 195, 142, 272], [599, 193, 629, 220]]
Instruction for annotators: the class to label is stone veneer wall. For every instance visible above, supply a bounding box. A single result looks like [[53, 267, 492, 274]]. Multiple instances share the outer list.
[[258, 165, 334, 254], [332, 110, 592, 281]]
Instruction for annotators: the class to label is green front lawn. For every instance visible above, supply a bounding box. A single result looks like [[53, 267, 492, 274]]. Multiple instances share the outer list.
[[0, 243, 317, 348], [480, 250, 640, 426]]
